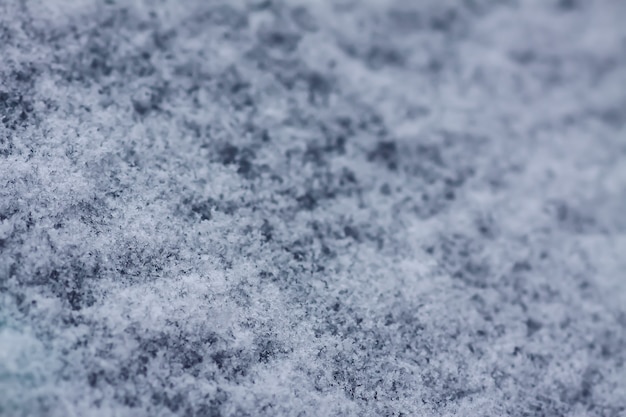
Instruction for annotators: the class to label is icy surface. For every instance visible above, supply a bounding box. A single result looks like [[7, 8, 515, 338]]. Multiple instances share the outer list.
[[1, 0, 625, 416]]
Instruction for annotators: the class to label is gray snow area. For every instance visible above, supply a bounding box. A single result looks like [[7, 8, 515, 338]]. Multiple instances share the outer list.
[[1, 0, 626, 416]]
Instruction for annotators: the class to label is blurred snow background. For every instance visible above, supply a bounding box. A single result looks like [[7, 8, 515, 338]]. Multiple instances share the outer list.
[[1, 0, 625, 416]]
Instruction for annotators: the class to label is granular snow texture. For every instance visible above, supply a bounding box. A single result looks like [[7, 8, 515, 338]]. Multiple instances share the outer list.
[[1, 0, 626, 416]]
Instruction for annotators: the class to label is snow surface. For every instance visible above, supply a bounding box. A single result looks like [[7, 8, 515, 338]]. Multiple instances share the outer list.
[[1, 0, 625, 416]]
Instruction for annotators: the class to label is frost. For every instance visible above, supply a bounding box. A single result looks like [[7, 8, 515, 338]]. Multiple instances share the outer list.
[[1, 0, 625, 416]]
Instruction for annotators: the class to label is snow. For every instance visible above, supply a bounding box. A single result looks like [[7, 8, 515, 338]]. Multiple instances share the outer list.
[[1, 0, 625, 416]]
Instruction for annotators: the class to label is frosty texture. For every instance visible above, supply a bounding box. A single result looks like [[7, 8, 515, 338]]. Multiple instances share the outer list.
[[1, 0, 625, 416]]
